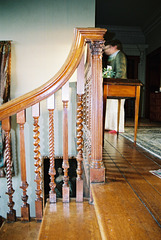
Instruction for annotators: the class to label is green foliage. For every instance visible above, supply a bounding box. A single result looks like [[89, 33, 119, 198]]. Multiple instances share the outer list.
[[102, 67, 115, 78]]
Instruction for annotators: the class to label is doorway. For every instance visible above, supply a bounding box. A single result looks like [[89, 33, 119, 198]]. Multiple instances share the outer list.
[[145, 47, 161, 121], [125, 55, 140, 119]]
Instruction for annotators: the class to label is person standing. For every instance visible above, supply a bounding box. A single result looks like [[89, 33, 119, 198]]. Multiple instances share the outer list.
[[103, 39, 127, 133]]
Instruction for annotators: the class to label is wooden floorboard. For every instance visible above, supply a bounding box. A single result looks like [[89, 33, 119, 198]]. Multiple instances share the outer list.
[[91, 131, 161, 240], [104, 133, 161, 225], [38, 199, 101, 240], [0, 218, 41, 240], [92, 182, 161, 240]]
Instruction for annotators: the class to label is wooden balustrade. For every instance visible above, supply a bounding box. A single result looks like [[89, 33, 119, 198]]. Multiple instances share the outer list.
[[76, 94, 84, 202], [62, 82, 70, 203], [83, 41, 105, 183], [2, 117, 16, 222], [47, 94, 56, 203], [76, 54, 84, 202], [17, 110, 30, 221], [0, 28, 107, 221], [32, 103, 43, 220]]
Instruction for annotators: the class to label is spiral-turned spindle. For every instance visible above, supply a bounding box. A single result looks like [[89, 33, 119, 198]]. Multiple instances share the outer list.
[[48, 109, 56, 203], [76, 94, 83, 180], [33, 117, 42, 201], [76, 94, 84, 202], [2, 117, 16, 221], [32, 103, 42, 221]]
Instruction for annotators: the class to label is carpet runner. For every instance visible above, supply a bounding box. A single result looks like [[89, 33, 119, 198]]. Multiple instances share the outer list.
[[121, 127, 161, 159]]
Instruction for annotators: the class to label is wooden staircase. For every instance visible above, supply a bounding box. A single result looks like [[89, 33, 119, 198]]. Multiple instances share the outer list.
[[38, 199, 101, 240], [1, 132, 161, 239], [1, 27, 161, 239], [0, 28, 106, 223]]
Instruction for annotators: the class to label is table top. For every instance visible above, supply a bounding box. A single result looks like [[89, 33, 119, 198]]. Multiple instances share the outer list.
[[103, 78, 143, 86]]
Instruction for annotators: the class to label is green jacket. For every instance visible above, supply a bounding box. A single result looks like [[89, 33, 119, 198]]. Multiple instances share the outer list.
[[109, 51, 127, 79]]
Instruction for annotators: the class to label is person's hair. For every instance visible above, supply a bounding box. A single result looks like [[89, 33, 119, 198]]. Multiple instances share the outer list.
[[105, 39, 122, 51]]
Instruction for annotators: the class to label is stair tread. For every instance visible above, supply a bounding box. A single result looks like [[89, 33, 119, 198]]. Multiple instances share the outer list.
[[38, 199, 101, 240], [91, 182, 161, 240]]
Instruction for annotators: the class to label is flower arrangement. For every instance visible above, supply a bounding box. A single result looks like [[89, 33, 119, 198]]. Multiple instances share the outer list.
[[102, 66, 115, 78]]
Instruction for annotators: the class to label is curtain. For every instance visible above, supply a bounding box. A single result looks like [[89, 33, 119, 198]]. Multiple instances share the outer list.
[[0, 41, 11, 177]]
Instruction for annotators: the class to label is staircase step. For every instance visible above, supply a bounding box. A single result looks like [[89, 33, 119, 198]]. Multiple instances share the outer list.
[[91, 183, 161, 240], [38, 199, 101, 240]]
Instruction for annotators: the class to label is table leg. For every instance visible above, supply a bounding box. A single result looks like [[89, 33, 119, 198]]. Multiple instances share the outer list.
[[103, 85, 108, 146], [134, 86, 140, 145], [117, 99, 121, 135]]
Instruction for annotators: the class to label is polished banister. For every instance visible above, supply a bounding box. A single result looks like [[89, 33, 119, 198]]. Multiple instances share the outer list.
[[0, 28, 106, 121]]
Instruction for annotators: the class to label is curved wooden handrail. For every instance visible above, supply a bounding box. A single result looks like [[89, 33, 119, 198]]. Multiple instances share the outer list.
[[0, 28, 106, 121]]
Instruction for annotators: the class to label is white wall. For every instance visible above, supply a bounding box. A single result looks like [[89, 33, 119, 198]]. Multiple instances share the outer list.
[[0, 0, 95, 218]]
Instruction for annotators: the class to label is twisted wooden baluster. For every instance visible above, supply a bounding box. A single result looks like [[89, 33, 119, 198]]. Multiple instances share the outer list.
[[76, 94, 84, 202], [48, 109, 56, 203], [2, 117, 16, 222], [86, 82, 89, 129], [17, 110, 30, 221], [82, 88, 86, 125], [33, 110, 43, 220], [89, 80, 92, 132], [62, 100, 70, 203]]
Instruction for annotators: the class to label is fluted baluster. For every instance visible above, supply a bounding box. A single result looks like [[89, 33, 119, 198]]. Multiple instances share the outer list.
[[90, 41, 105, 183], [47, 94, 56, 203], [17, 110, 30, 221], [76, 54, 84, 202], [2, 117, 16, 222], [32, 103, 43, 220], [62, 82, 70, 203]]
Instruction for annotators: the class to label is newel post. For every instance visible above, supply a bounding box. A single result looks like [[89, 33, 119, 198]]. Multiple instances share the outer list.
[[90, 40, 105, 183]]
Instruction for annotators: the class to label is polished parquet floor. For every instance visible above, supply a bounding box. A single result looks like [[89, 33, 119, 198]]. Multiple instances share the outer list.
[[1, 120, 161, 239], [96, 131, 161, 239]]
